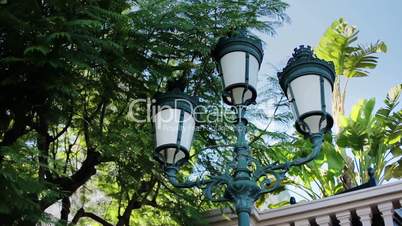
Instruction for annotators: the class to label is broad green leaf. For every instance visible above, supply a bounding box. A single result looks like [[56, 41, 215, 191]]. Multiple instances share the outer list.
[[387, 83, 402, 104], [384, 162, 402, 181], [326, 147, 344, 172], [350, 100, 364, 121]]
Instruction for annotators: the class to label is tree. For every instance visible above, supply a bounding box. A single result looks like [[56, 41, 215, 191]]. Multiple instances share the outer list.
[[262, 19, 397, 201], [308, 84, 400, 198], [0, 0, 289, 225], [314, 18, 387, 126], [313, 17, 389, 191], [337, 84, 402, 184], [287, 84, 401, 199]]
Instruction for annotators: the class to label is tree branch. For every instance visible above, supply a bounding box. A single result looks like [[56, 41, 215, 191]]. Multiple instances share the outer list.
[[69, 208, 113, 226], [40, 148, 102, 210], [39, 99, 105, 211], [50, 111, 73, 142], [60, 197, 71, 224], [116, 179, 157, 226], [36, 110, 52, 180]]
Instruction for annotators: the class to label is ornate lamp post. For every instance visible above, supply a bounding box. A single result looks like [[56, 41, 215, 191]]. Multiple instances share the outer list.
[[152, 33, 335, 226]]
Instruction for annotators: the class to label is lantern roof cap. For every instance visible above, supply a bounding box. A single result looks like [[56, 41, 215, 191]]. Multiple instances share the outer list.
[[213, 30, 264, 65], [153, 80, 198, 114]]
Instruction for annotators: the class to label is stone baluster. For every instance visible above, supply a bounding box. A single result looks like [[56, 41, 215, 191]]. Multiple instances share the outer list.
[[316, 215, 332, 226], [336, 211, 351, 226], [378, 202, 394, 226], [294, 219, 310, 226], [356, 207, 372, 226]]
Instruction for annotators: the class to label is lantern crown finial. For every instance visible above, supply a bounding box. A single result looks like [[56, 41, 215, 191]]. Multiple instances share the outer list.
[[281, 45, 335, 73], [284, 45, 315, 68], [227, 28, 248, 37], [290, 45, 313, 62], [277, 45, 335, 91]]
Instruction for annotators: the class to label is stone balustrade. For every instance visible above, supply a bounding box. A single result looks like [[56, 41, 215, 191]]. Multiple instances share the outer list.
[[205, 180, 402, 226]]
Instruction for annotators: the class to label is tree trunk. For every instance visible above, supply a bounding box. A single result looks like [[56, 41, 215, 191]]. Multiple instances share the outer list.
[[332, 76, 344, 128]]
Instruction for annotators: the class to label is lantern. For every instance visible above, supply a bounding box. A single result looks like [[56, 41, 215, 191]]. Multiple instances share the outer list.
[[214, 32, 264, 106], [152, 82, 198, 166], [278, 45, 335, 135]]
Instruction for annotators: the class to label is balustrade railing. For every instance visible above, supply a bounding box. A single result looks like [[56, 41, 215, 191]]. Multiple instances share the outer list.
[[206, 181, 402, 226]]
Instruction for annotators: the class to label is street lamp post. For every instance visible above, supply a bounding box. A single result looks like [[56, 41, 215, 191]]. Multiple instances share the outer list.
[[152, 33, 335, 226]]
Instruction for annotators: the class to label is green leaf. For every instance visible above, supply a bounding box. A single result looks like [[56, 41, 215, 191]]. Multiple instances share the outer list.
[[66, 19, 102, 29], [46, 32, 71, 42], [350, 100, 364, 121], [384, 162, 402, 181], [0, 57, 25, 64], [315, 18, 386, 78], [23, 45, 50, 56], [267, 200, 289, 209], [325, 146, 344, 172], [387, 83, 402, 104], [363, 98, 375, 120]]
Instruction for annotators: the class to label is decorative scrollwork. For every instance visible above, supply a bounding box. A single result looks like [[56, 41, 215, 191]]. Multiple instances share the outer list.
[[203, 175, 233, 202], [163, 104, 324, 222], [257, 169, 287, 196]]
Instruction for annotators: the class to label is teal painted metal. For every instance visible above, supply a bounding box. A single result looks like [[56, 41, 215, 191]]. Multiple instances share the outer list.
[[213, 31, 264, 65], [163, 105, 324, 226], [238, 212, 250, 226], [158, 43, 332, 226]]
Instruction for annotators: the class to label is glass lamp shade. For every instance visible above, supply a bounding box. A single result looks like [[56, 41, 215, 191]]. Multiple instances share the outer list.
[[152, 87, 198, 166], [278, 45, 335, 135], [213, 33, 263, 106]]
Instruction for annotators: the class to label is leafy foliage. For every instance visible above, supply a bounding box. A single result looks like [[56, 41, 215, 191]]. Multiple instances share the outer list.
[[274, 18, 398, 202], [289, 84, 402, 199], [314, 18, 387, 125], [315, 18, 387, 78], [281, 18, 395, 201], [0, 0, 289, 225], [337, 84, 402, 184]]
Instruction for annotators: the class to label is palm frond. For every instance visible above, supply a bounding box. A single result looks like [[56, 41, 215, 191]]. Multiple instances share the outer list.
[[315, 18, 386, 79], [343, 41, 387, 77]]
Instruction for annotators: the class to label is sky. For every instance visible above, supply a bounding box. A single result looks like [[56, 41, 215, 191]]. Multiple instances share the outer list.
[[259, 0, 402, 114]]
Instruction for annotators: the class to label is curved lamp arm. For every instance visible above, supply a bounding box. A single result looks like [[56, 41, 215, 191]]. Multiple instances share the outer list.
[[287, 133, 324, 167], [257, 169, 287, 195], [165, 165, 233, 202], [263, 133, 323, 172], [254, 133, 323, 194], [165, 166, 206, 188], [164, 144, 236, 189]]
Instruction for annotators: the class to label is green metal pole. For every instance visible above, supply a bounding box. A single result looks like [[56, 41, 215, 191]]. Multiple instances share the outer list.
[[230, 106, 259, 226], [238, 211, 250, 226], [233, 108, 250, 180]]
